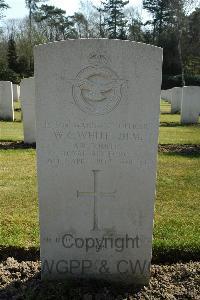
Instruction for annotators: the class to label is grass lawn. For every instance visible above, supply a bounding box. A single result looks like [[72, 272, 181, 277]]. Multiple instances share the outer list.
[[159, 125, 200, 144], [0, 121, 24, 141], [0, 149, 38, 248], [0, 149, 199, 258], [154, 152, 200, 255], [160, 99, 171, 114], [0, 100, 23, 141], [14, 100, 22, 122], [0, 99, 199, 260]]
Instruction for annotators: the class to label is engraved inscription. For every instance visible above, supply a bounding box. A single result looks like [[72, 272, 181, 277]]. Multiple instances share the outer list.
[[42, 120, 155, 168], [77, 170, 116, 231]]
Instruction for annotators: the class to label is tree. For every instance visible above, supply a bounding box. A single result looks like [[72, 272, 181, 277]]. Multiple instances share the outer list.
[[125, 7, 144, 41], [188, 7, 200, 55], [7, 34, 19, 73], [72, 13, 88, 38], [96, 5, 106, 37], [143, 0, 171, 44], [25, 0, 47, 42], [102, 0, 129, 39], [35, 5, 77, 41], [0, 0, 9, 19]]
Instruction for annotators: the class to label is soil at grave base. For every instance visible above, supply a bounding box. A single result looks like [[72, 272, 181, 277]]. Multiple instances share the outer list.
[[0, 258, 199, 299], [158, 144, 200, 155], [0, 141, 36, 150]]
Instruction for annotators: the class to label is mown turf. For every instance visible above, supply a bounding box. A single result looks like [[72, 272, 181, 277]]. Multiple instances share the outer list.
[[0, 99, 199, 258], [0, 121, 23, 141], [0, 150, 38, 248], [159, 125, 200, 144], [154, 152, 200, 254], [160, 100, 171, 114], [0, 100, 23, 141], [0, 149, 199, 256]]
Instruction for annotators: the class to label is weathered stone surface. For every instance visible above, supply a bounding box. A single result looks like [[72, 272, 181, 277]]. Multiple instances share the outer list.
[[171, 87, 182, 113], [20, 77, 36, 144], [0, 81, 14, 121], [13, 84, 20, 102], [34, 39, 162, 285], [161, 89, 172, 103], [181, 86, 200, 124]]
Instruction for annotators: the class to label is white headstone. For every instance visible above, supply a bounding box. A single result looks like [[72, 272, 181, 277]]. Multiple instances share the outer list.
[[34, 39, 162, 285], [0, 81, 14, 121], [13, 84, 20, 102], [161, 89, 172, 103], [181, 86, 200, 124], [20, 78, 36, 144], [171, 87, 182, 113]]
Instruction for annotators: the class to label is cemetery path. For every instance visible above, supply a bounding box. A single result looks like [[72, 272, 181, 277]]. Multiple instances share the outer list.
[[0, 258, 199, 299]]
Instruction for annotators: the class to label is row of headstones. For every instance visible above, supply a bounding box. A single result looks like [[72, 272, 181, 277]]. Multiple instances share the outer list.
[[0, 81, 20, 121], [161, 86, 200, 124], [0, 79, 35, 144]]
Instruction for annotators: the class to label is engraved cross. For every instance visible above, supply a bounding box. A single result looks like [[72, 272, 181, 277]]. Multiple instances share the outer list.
[[77, 170, 116, 231]]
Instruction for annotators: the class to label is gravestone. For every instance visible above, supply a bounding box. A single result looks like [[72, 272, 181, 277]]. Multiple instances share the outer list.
[[0, 81, 14, 121], [166, 89, 172, 104], [20, 77, 36, 144], [161, 89, 172, 103], [34, 39, 162, 285], [181, 86, 200, 124], [171, 87, 182, 113], [13, 84, 20, 102]]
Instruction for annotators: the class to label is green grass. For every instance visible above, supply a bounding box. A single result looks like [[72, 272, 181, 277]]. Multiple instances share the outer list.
[[160, 99, 171, 114], [0, 100, 23, 141], [0, 121, 23, 141], [154, 153, 200, 253], [0, 149, 199, 255], [14, 100, 22, 122], [160, 113, 181, 123], [159, 125, 200, 144], [0, 99, 199, 258], [0, 149, 38, 248]]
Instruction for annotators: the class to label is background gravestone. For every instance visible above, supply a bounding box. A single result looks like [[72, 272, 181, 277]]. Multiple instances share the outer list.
[[34, 39, 162, 285], [0, 81, 14, 121], [13, 84, 20, 102], [171, 87, 182, 113], [181, 86, 200, 124], [20, 77, 36, 144], [161, 89, 172, 103]]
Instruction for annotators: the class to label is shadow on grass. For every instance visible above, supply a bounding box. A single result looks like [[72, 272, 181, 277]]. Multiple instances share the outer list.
[[160, 112, 172, 115], [0, 141, 36, 150], [152, 246, 200, 264], [0, 245, 39, 261], [0, 245, 199, 264], [160, 122, 200, 127], [158, 144, 200, 156]]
